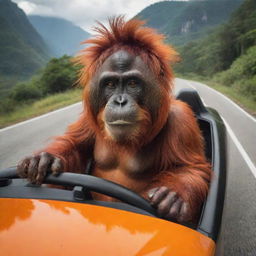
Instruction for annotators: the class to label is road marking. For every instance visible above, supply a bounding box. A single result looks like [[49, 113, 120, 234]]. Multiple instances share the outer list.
[[183, 80, 197, 90], [181, 79, 256, 178], [223, 118, 256, 179], [180, 78, 256, 123], [0, 102, 82, 133]]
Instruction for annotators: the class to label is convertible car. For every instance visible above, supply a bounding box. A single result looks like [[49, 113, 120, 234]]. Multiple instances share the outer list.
[[0, 88, 226, 256]]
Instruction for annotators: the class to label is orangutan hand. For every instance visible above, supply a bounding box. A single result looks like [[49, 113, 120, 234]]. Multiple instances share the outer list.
[[17, 152, 63, 185], [148, 186, 191, 223]]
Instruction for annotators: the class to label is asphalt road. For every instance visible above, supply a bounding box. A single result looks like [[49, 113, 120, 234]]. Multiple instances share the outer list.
[[175, 79, 256, 256], [0, 78, 256, 255]]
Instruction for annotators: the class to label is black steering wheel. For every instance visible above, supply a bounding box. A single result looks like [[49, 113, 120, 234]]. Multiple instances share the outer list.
[[0, 167, 156, 215]]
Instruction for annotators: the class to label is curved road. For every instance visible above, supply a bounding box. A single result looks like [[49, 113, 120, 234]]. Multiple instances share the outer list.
[[0, 78, 256, 255]]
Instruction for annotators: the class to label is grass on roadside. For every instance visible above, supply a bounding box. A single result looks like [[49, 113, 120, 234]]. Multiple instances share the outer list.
[[0, 88, 82, 128], [177, 74, 256, 117], [203, 81, 256, 115]]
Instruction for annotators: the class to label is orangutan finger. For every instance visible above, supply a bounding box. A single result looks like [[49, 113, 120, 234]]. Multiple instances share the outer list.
[[166, 198, 183, 220], [51, 157, 63, 175], [148, 187, 159, 199], [17, 157, 31, 177], [150, 186, 169, 206], [27, 156, 40, 183], [36, 153, 53, 184], [178, 202, 190, 223], [157, 191, 178, 217]]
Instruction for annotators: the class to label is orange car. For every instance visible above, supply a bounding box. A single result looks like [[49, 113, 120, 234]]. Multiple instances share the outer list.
[[0, 89, 226, 256]]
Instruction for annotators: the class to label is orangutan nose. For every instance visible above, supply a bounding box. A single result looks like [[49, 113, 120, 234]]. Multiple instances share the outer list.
[[113, 94, 128, 107]]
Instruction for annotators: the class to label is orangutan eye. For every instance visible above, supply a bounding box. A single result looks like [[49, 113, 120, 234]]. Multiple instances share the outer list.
[[105, 81, 116, 89], [127, 79, 138, 88]]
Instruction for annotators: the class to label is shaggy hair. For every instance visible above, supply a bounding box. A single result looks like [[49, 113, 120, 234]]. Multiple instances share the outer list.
[[76, 16, 179, 91]]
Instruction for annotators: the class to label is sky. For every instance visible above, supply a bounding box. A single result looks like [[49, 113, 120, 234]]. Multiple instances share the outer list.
[[13, 0, 188, 32]]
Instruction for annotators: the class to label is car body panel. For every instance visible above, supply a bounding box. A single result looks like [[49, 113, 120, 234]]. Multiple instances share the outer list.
[[0, 198, 215, 256]]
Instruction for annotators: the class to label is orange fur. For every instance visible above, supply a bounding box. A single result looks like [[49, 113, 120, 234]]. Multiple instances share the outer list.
[[76, 16, 179, 141], [41, 17, 211, 221]]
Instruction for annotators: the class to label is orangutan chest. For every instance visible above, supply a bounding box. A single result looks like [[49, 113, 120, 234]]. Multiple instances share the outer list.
[[93, 141, 154, 175]]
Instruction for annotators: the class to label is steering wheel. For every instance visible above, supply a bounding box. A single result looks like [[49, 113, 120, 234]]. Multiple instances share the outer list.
[[0, 167, 156, 215]]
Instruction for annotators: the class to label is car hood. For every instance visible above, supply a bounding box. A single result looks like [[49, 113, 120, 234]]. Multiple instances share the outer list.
[[0, 198, 214, 256]]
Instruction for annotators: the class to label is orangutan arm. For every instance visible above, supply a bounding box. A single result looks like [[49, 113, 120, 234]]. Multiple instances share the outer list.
[[146, 100, 212, 223], [18, 114, 95, 184]]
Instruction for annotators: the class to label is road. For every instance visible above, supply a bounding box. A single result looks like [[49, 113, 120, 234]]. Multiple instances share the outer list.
[[175, 79, 256, 256], [0, 78, 256, 255]]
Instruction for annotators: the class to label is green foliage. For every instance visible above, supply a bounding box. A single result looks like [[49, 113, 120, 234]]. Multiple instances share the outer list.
[[0, 17, 47, 78], [175, 31, 224, 76], [0, 97, 16, 113], [214, 46, 256, 84], [0, 0, 49, 97], [136, 0, 243, 46], [1, 55, 81, 114], [213, 46, 256, 101], [216, 0, 256, 70], [234, 77, 256, 102], [176, 0, 255, 72], [40, 55, 80, 94], [175, 0, 256, 101], [11, 81, 42, 102], [0, 88, 82, 128], [0, 0, 50, 92]]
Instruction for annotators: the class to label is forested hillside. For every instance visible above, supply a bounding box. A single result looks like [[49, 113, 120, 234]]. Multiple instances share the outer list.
[[0, 0, 50, 96], [29, 16, 90, 57], [175, 0, 256, 102], [136, 0, 243, 45]]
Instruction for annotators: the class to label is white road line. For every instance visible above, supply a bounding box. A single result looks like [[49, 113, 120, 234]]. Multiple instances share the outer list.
[[223, 118, 256, 179], [195, 80, 256, 123], [0, 102, 82, 133], [182, 80, 197, 90], [180, 78, 256, 123], [182, 79, 256, 178]]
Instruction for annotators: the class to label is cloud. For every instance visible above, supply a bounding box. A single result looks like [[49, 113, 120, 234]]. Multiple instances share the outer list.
[[13, 0, 167, 32]]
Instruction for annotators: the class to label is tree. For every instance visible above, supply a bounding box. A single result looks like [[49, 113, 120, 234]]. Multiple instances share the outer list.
[[40, 55, 80, 94]]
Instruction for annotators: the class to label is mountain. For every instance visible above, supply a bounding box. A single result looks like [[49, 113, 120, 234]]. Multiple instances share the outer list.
[[175, 0, 256, 102], [175, 0, 256, 76], [0, 0, 50, 96], [29, 16, 91, 57], [136, 0, 244, 46]]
